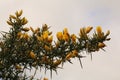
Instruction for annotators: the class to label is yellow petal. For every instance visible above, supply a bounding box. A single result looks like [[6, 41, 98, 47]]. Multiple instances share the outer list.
[[10, 15, 16, 19], [96, 26, 102, 34], [56, 32, 63, 40], [63, 34, 69, 41], [47, 35, 53, 43], [71, 34, 76, 42], [21, 17, 28, 25], [42, 31, 49, 40], [15, 11, 19, 17], [63, 28, 68, 34], [18, 10, 23, 17]]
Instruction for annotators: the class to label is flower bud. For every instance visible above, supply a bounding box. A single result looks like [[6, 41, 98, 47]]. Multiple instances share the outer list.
[[10, 15, 16, 19], [7, 21, 13, 25], [105, 30, 110, 37], [22, 27, 30, 32], [96, 26, 102, 34], [18, 10, 23, 17], [85, 26, 93, 33], [98, 42, 105, 48]]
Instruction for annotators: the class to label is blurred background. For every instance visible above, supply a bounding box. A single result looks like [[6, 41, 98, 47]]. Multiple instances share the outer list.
[[0, 0, 120, 80]]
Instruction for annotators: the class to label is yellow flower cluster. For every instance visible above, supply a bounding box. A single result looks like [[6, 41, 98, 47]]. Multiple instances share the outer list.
[[7, 10, 28, 26]]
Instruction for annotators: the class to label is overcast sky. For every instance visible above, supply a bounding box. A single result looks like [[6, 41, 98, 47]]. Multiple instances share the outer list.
[[0, 0, 120, 80]]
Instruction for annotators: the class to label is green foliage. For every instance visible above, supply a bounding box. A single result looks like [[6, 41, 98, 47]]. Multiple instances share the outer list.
[[0, 10, 110, 80]]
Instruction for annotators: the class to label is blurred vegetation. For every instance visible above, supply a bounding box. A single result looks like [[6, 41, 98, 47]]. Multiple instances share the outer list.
[[0, 10, 110, 80]]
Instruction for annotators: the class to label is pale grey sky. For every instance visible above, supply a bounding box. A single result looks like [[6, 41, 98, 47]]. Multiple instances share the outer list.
[[0, 0, 120, 80]]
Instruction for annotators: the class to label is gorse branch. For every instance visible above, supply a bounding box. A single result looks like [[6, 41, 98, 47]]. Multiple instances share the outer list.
[[0, 10, 110, 80]]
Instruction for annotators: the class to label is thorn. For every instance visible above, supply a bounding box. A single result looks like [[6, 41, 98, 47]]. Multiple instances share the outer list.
[[90, 53, 92, 61], [78, 58, 83, 68]]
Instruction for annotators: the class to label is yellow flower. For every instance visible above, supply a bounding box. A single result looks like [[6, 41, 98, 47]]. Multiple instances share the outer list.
[[98, 42, 105, 48], [47, 35, 53, 43], [42, 31, 49, 40], [29, 51, 36, 59], [56, 32, 63, 40], [63, 34, 69, 41], [71, 34, 76, 43], [96, 26, 102, 34], [85, 26, 93, 33], [43, 77, 48, 80]]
